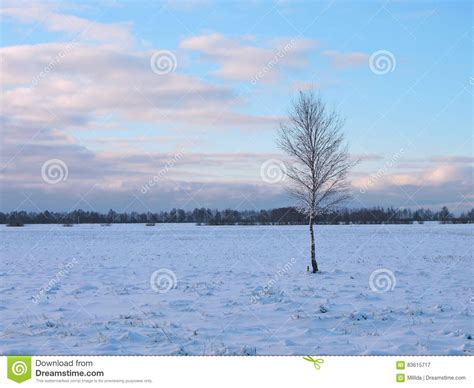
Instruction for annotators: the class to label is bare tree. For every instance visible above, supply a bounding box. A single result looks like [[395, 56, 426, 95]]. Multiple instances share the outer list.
[[278, 90, 354, 273]]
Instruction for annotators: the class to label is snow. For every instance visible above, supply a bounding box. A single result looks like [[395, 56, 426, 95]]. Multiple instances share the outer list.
[[0, 223, 472, 355]]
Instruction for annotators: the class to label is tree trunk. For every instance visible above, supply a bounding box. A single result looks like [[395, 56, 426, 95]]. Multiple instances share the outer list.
[[309, 216, 318, 273]]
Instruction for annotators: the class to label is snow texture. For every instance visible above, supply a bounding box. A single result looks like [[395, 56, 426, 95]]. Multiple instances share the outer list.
[[0, 223, 472, 355]]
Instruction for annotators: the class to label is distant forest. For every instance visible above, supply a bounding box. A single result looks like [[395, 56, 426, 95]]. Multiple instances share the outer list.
[[1, 206, 473, 225]]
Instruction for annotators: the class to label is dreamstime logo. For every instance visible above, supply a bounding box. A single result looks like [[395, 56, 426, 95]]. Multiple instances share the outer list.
[[12, 361, 28, 376], [41, 159, 68, 184], [150, 268, 177, 294], [260, 159, 287, 184], [7, 356, 32, 383], [150, 50, 177, 75], [369, 268, 396, 293], [369, 50, 396, 75]]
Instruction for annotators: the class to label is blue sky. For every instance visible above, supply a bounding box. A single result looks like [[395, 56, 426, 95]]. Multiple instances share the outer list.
[[0, 0, 472, 213]]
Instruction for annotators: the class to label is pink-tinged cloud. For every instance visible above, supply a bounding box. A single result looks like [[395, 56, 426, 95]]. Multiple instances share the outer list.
[[180, 33, 318, 82], [0, 43, 279, 130], [353, 163, 473, 190], [323, 50, 369, 68], [0, 2, 471, 213], [292, 81, 321, 92], [1, 1, 135, 47]]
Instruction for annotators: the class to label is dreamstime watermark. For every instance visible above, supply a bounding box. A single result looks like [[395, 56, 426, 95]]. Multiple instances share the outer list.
[[150, 50, 177, 75], [11, 361, 28, 376], [369, 50, 396, 75], [41, 159, 69, 184], [250, 257, 296, 304], [31, 40, 78, 87], [251, 39, 296, 84], [32, 258, 78, 304], [369, 268, 396, 294], [8, 356, 32, 383], [141, 150, 184, 194], [260, 158, 287, 184], [359, 148, 404, 193], [150, 268, 177, 294]]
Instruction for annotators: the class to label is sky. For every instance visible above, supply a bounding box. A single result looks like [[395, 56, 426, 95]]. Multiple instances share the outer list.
[[0, 0, 472, 214]]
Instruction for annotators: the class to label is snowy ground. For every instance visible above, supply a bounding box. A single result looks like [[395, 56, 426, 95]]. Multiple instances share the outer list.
[[0, 223, 472, 355]]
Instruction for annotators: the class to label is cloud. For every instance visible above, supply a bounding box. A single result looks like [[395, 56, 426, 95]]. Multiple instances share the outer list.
[[0, 179, 290, 213], [430, 156, 474, 164], [349, 153, 473, 212], [353, 159, 473, 189], [350, 153, 384, 162], [3, 129, 472, 213], [0, 42, 278, 131], [0, 139, 291, 211], [0, 1, 135, 47], [322, 50, 369, 68], [292, 81, 321, 92], [180, 33, 318, 82], [1, 3, 470, 213], [424, 165, 470, 185], [0, 7, 288, 212]]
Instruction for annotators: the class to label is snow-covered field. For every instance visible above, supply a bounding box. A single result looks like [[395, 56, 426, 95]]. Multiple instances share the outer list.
[[0, 223, 472, 355]]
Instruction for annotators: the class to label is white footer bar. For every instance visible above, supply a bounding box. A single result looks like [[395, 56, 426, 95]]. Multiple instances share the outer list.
[[2, 356, 471, 387]]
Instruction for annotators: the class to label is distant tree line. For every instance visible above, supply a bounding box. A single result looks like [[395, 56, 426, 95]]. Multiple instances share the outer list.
[[1, 206, 473, 226]]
